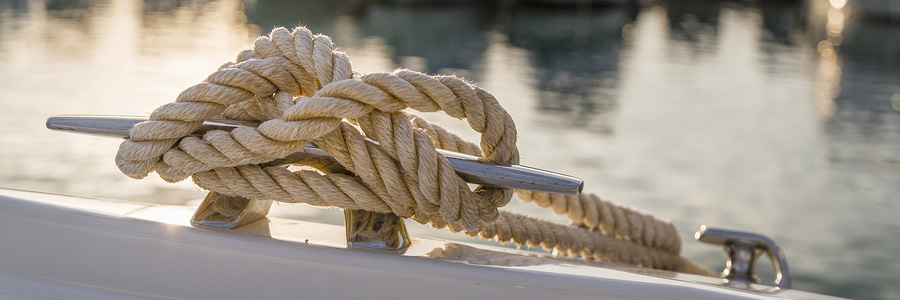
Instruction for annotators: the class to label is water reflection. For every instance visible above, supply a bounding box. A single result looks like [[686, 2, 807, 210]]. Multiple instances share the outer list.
[[243, 0, 356, 41], [245, 1, 495, 77], [45, 0, 95, 19], [0, 0, 101, 58], [360, 3, 493, 76], [661, 0, 721, 44], [809, 0, 900, 201], [0, 0, 27, 12], [505, 4, 635, 132], [138, 0, 249, 58], [758, 0, 807, 43]]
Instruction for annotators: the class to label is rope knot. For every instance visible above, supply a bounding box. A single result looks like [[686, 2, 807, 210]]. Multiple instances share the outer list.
[[116, 25, 519, 232], [113, 24, 700, 273]]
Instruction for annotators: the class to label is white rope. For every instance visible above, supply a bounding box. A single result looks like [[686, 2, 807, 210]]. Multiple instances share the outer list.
[[115, 24, 709, 274]]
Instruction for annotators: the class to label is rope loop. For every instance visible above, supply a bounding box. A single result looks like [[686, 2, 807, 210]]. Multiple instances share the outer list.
[[114, 24, 702, 273], [116, 25, 519, 232]]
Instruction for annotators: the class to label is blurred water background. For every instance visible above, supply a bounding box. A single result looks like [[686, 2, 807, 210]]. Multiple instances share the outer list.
[[1, 0, 898, 298]]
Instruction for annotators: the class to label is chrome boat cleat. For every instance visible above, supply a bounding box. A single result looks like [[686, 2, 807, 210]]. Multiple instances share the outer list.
[[46, 115, 584, 195], [695, 225, 792, 290], [191, 193, 273, 229], [344, 209, 411, 252], [46, 115, 583, 251]]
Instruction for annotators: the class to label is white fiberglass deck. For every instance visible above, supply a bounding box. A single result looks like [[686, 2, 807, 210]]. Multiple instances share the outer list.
[[0, 188, 843, 299]]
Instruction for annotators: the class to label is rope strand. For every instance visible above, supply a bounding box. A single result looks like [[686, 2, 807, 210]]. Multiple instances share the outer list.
[[115, 24, 708, 274]]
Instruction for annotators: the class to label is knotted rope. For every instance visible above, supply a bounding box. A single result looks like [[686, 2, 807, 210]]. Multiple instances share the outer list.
[[115, 25, 710, 274]]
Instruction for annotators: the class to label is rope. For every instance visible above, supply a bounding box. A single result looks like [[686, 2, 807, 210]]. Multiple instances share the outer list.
[[407, 116, 683, 254], [115, 25, 708, 274]]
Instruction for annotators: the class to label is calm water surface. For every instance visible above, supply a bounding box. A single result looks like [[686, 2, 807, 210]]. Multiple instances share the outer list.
[[1, 0, 898, 299]]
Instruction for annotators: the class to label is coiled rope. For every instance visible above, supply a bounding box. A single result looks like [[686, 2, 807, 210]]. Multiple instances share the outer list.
[[115, 25, 711, 275]]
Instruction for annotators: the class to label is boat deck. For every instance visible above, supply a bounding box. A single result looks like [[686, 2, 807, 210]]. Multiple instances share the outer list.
[[0, 188, 843, 299]]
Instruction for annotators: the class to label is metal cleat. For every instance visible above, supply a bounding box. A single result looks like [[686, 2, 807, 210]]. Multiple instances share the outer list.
[[695, 225, 791, 290], [191, 193, 272, 229], [46, 115, 583, 252], [345, 209, 411, 252]]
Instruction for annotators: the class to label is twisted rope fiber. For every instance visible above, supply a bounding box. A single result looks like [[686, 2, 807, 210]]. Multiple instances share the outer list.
[[116, 25, 706, 273], [119, 25, 518, 232], [407, 117, 682, 254]]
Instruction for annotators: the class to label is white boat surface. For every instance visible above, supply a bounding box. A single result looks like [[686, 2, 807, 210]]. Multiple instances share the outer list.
[[0, 188, 845, 299]]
